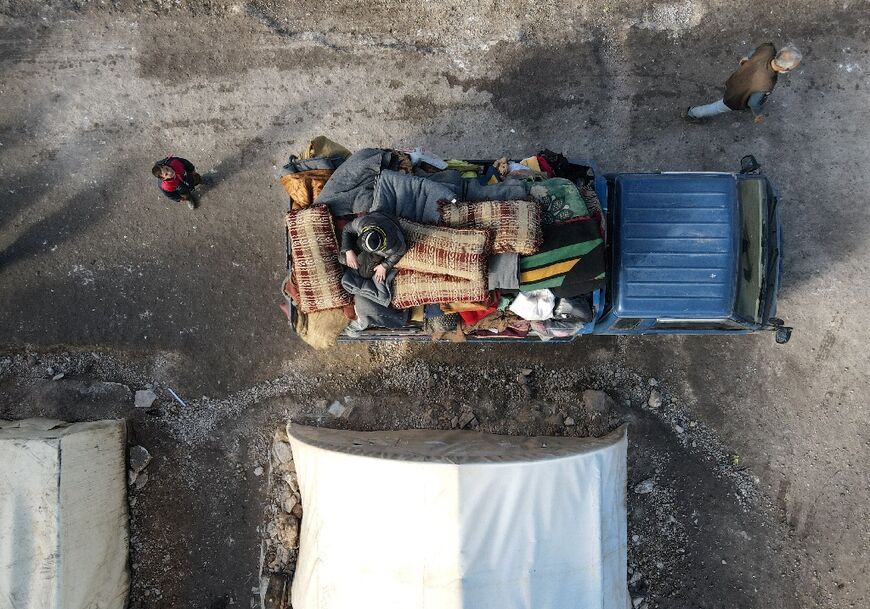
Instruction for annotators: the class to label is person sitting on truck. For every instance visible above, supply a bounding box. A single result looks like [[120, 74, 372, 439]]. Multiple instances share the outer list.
[[152, 156, 202, 210], [340, 212, 407, 284], [685, 43, 802, 123]]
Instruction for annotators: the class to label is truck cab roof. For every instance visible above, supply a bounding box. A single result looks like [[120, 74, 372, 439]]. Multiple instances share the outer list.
[[611, 173, 740, 319]]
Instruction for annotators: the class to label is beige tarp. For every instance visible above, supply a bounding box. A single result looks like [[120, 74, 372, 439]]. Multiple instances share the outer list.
[[288, 424, 629, 609], [0, 419, 129, 609]]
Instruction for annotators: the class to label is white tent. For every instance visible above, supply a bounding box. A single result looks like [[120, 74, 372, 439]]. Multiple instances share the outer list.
[[288, 424, 628, 609], [0, 418, 129, 609]]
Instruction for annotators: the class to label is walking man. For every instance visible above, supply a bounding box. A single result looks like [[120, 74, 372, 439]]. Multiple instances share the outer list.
[[152, 155, 202, 209], [686, 43, 802, 123]]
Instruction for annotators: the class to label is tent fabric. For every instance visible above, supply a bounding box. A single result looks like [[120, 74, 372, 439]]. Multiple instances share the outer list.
[[0, 418, 129, 609], [288, 424, 628, 609]]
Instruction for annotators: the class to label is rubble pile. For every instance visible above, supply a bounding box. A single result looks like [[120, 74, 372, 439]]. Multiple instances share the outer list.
[[258, 427, 303, 608]]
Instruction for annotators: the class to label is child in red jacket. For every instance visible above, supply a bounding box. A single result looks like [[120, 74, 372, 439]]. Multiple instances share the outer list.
[[152, 156, 202, 209]]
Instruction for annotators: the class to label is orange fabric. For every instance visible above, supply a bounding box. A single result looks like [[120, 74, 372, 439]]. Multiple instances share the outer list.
[[439, 301, 490, 313], [440, 290, 500, 314], [280, 169, 334, 210]]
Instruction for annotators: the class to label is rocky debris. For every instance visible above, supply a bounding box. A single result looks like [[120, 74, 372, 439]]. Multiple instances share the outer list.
[[283, 472, 299, 493], [582, 389, 615, 414], [135, 389, 158, 409], [261, 573, 290, 609], [134, 471, 149, 491], [458, 409, 478, 429], [545, 412, 565, 426], [628, 569, 649, 609], [1, 350, 773, 608], [254, 466, 264, 477], [130, 445, 151, 473], [84, 381, 132, 402], [276, 514, 299, 548], [564, 416, 576, 426], [4, 352, 146, 397], [327, 399, 353, 419], [272, 441, 293, 465], [634, 478, 656, 494], [51, 372, 65, 381], [274, 426, 290, 444], [647, 389, 662, 409], [27, 378, 133, 407], [517, 368, 534, 398], [281, 492, 299, 514], [260, 427, 304, 581], [129, 445, 152, 487], [0, 360, 11, 381]]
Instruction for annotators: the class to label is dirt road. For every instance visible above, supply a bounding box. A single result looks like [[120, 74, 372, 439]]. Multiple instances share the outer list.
[[1, 2, 868, 608]]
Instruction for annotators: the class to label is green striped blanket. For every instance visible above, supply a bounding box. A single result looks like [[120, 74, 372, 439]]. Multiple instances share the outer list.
[[519, 217, 605, 296]]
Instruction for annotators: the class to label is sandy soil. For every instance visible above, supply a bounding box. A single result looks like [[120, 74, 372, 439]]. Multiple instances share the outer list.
[[1, 2, 868, 608]]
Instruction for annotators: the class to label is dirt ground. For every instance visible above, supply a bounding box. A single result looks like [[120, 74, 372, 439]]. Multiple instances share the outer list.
[[1, 1, 868, 608]]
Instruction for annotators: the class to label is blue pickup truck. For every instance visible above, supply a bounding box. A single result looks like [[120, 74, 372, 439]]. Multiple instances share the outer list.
[[284, 155, 790, 344], [595, 155, 789, 343]]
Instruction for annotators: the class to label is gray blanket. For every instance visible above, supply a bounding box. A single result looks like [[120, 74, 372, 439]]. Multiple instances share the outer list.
[[465, 178, 530, 202], [314, 148, 394, 216], [417, 170, 531, 202], [488, 253, 519, 290], [342, 268, 396, 308], [371, 169, 456, 223]]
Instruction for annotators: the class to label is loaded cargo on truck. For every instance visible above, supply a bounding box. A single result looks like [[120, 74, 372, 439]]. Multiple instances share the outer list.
[[279, 140, 790, 346]]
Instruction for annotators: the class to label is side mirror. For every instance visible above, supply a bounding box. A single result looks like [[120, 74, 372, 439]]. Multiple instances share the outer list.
[[740, 155, 760, 174], [775, 326, 792, 344]]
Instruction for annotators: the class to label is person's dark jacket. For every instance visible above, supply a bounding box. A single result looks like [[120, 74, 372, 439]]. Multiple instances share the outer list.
[[340, 212, 407, 270], [157, 157, 197, 202], [724, 43, 778, 115]]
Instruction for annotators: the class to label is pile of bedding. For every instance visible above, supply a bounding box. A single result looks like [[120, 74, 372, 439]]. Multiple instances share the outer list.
[[280, 138, 605, 347]]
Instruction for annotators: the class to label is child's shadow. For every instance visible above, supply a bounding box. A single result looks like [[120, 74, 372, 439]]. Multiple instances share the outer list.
[[191, 171, 221, 207]]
